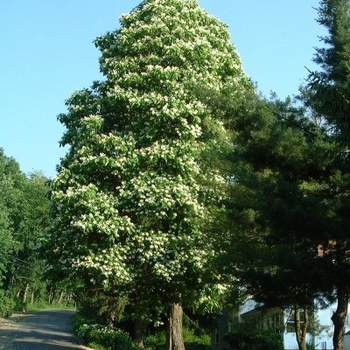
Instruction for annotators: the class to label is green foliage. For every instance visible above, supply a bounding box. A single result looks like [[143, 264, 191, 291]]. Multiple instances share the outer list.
[[72, 310, 211, 350], [182, 327, 211, 350], [84, 325, 139, 350], [216, 90, 338, 349], [0, 148, 67, 316], [72, 313, 141, 350], [307, 0, 350, 142], [77, 287, 129, 326], [223, 324, 283, 350], [143, 331, 166, 350], [304, 0, 350, 282], [0, 289, 15, 317], [144, 327, 210, 350], [7, 171, 54, 313], [46, 0, 251, 331], [0, 149, 20, 284], [303, 2, 350, 349], [223, 94, 332, 307]]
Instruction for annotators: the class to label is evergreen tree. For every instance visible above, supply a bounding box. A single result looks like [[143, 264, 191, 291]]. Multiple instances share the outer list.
[[44, 1, 251, 348], [306, 1, 350, 349], [220, 93, 334, 350], [308, 0, 350, 143]]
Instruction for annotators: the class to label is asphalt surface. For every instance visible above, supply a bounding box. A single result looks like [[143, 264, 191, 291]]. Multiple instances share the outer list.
[[0, 309, 91, 350]]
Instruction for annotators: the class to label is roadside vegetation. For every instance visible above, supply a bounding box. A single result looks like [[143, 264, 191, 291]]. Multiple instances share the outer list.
[[71, 312, 211, 350]]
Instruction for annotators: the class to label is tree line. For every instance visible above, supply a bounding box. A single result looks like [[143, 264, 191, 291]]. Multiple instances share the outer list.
[[0, 149, 72, 316], [2, 1, 350, 350]]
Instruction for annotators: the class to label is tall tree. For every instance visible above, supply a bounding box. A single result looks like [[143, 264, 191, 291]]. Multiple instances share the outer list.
[[306, 1, 350, 349], [219, 93, 335, 350], [44, 1, 251, 349]]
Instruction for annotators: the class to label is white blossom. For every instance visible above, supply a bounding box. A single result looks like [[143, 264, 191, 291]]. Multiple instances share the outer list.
[[47, 0, 251, 313]]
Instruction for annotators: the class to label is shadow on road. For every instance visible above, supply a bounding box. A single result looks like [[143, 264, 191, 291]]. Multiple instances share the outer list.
[[1, 309, 88, 350]]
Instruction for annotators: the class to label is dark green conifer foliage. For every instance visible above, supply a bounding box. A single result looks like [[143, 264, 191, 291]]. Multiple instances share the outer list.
[[308, 0, 350, 143], [306, 1, 350, 349]]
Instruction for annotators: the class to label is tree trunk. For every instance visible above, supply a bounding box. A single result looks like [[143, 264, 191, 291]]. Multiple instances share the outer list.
[[331, 288, 349, 350], [293, 304, 308, 350], [166, 302, 185, 350], [22, 283, 29, 313], [57, 290, 65, 304], [48, 286, 55, 304], [107, 310, 116, 327], [133, 319, 144, 348]]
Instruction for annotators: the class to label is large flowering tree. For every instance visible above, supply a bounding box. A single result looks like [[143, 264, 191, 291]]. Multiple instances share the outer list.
[[46, 0, 250, 348]]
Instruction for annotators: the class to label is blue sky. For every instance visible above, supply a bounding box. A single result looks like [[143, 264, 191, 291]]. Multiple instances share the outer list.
[[1, 0, 323, 178]]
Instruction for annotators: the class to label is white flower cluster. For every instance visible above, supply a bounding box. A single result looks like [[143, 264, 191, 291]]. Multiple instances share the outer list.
[[49, 0, 252, 302]]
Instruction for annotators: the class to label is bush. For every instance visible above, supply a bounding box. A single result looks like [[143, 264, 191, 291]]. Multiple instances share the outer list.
[[183, 326, 211, 350], [72, 313, 140, 350], [85, 324, 138, 350], [144, 326, 211, 350], [72, 312, 211, 350], [224, 325, 283, 350], [0, 290, 15, 317], [143, 331, 166, 350]]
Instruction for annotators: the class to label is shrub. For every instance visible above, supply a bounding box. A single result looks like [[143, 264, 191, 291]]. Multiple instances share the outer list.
[[0, 290, 15, 317], [224, 325, 283, 350], [183, 326, 211, 350], [144, 326, 211, 350], [72, 313, 211, 350], [72, 313, 140, 350], [85, 324, 138, 350], [144, 331, 166, 350]]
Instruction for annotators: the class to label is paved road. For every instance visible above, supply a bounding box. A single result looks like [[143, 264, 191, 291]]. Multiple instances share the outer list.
[[0, 309, 91, 350]]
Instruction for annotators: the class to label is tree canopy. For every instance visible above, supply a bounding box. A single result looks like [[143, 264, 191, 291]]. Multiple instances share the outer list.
[[305, 1, 350, 349], [0, 149, 53, 316], [44, 0, 252, 349]]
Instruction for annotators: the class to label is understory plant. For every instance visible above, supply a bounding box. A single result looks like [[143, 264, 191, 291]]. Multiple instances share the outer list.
[[72, 312, 211, 350], [224, 324, 284, 350], [72, 313, 141, 350]]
